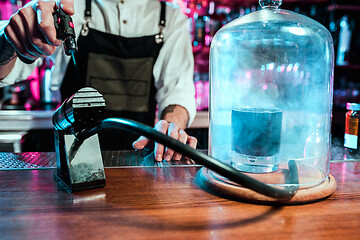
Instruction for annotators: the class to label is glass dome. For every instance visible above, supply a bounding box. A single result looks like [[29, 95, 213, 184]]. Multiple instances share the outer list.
[[209, 0, 334, 188]]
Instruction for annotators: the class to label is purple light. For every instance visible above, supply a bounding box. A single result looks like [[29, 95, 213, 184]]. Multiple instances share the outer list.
[[246, 72, 251, 79], [14, 86, 22, 93], [209, 1, 215, 15], [266, 63, 274, 71], [280, 65, 285, 72], [28, 67, 40, 101], [0, 2, 13, 20], [205, 35, 211, 46], [286, 64, 293, 72], [293, 64, 299, 71], [24, 102, 32, 111]]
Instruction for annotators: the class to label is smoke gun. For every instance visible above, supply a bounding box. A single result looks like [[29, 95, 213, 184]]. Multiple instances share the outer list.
[[53, 87, 299, 199], [52, 87, 106, 192]]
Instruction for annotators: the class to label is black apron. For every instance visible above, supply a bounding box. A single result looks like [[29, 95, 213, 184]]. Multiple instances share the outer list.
[[61, 0, 166, 150]]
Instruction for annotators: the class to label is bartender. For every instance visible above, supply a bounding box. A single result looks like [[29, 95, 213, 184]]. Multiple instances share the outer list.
[[0, 0, 197, 162]]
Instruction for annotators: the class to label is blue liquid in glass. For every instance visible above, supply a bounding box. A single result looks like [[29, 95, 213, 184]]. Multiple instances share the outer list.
[[231, 107, 282, 157]]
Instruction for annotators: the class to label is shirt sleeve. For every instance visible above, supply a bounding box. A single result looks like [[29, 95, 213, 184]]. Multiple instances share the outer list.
[[0, 57, 42, 87], [153, 6, 196, 127]]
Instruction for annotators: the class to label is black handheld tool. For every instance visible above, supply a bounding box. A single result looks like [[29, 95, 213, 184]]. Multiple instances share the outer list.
[[53, 87, 106, 192], [52, 8, 78, 56], [17, 8, 77, 64]]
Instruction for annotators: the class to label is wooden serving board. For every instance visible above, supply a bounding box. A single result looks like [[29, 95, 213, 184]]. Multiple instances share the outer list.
[[197, 167, 337, 205]]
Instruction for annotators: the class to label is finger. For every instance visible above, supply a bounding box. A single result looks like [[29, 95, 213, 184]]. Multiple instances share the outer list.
[[58, 0, 75, 15], [30, 25, 56, 56], [184, 136, 198, 160], [187, 136, 198, 149], [132, 136, 150, 150], [4, 25, 33, 59], [153, 120, 169, 162], [13, 12, 46, 59], [185, 159, 195, 165], [18, 7, 56, 57], [173, 129, 187, 160], [5, 20, 37, 61], [34, 1, 62, 46], [163, 123, 179, 161]]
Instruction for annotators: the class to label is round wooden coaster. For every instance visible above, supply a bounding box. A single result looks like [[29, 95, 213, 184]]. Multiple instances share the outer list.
[[197, 167, 337, 205]]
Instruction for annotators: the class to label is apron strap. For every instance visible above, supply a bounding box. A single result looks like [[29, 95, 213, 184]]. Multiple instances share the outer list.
[[85, 0, 91, 19], [81, 0, 92, 36], [159, 1, 166, 27], [156, 1, 166, 44]]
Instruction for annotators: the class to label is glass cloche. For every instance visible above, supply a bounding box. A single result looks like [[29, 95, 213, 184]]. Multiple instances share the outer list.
[[209, 0, 334, 188]]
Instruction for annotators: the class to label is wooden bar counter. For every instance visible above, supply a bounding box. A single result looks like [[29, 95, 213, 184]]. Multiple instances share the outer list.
[[0, 152, 359, 240]]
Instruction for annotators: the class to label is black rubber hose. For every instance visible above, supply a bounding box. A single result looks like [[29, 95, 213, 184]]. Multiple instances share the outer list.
[[76, 118, 299, 200]]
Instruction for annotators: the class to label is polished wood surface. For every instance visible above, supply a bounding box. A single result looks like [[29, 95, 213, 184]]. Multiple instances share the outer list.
[[0, 161, 359, 240]]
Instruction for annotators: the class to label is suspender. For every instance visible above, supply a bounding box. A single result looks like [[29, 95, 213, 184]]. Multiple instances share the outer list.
[[81, 0, 92, 36], [156, 1, 166, 44], [85, 0, 91, 18], [159, 1, 166, 28]]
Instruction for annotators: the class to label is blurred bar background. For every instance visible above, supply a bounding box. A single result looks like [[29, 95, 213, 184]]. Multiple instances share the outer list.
[[0, 0, 360, 152]]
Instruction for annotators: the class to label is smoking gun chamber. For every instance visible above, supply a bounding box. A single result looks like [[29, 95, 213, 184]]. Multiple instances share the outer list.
[[53, 87, 106, 192]]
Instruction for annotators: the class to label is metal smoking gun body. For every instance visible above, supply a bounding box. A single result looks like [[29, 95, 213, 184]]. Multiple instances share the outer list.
[[52, 8, 78, 56], [52, 87, 106, 192]]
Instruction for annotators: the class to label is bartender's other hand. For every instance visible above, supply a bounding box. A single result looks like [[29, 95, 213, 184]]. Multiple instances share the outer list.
[[4, 0, 74, 61], [132, 120, 197, 162]]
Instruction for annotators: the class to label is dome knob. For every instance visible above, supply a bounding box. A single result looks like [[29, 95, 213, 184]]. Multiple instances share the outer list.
[[259, 0, 282, 9]]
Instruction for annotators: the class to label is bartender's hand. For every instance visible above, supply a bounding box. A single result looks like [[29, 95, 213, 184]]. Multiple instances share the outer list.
[[133, 105, 197, 162], [4, 0, 74, 62]]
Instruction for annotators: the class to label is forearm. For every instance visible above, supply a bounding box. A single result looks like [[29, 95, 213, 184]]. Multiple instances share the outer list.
[[0, 32, 17, 80], [160, 104, 189, 130]]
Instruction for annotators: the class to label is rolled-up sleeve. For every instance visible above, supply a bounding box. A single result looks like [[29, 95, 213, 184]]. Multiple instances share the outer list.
[[153, 7, 196, 127]]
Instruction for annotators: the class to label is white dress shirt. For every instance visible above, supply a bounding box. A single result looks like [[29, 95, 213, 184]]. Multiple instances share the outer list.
[[0, 0, 196, 125]]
